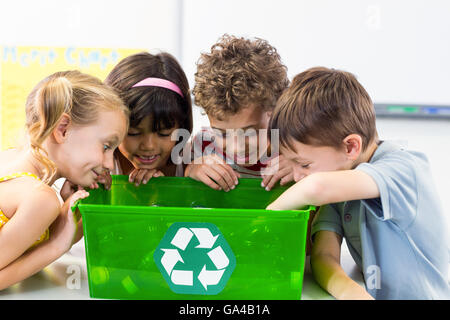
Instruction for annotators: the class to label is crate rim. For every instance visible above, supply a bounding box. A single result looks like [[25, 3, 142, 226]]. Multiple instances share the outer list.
[[77, 203, 314, 220]]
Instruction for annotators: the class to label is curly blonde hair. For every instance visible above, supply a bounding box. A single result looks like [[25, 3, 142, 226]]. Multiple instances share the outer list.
[[193, 34, 289, 120]]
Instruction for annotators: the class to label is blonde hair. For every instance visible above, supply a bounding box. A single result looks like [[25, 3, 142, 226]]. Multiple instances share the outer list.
[[25, 70, 129, 183]]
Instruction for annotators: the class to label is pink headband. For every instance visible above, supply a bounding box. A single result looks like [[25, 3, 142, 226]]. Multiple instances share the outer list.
[[131, 77, 184, 98]]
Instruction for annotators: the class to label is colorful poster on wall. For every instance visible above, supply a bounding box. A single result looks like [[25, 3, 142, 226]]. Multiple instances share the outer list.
[[0, 46, 144, 150]]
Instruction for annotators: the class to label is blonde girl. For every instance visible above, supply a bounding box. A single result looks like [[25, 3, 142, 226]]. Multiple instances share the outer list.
[[0, 70, 128, 290]]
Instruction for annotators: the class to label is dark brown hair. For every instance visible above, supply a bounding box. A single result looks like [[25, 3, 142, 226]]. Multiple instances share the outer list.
[[269, 67, 378, 151], [193, 34, 289, 120], [105, 51, 192, 135]]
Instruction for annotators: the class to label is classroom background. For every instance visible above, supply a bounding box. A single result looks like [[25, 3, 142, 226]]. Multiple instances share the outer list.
[[1, 0, 449, 232]]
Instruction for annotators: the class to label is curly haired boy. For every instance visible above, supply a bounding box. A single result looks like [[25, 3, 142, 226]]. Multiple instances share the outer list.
[[186, 34, 292, 192]]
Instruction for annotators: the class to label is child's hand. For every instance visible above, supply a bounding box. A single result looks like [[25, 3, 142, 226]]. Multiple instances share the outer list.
[[185, 154, 240, 191], [261, 155, 294, 191], [50, 189, 89, 254], [60, 180, 84, 202], [128, 168, 164, 186]]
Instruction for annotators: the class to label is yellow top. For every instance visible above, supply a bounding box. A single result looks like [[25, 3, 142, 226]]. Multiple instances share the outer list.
[[0, 172, 50, 247]]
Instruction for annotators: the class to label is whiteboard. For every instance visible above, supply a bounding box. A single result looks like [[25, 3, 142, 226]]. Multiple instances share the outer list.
[[181, 0, 450, 108]]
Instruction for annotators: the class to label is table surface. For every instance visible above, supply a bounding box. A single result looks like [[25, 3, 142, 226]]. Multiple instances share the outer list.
[[0, 239, 365, 300]]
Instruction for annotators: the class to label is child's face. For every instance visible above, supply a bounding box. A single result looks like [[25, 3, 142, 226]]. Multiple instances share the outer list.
[[118, 115, 178, 171], [59, 110, 127, 187], [281, 139, 353, 182], [208, 104, 271, 166]]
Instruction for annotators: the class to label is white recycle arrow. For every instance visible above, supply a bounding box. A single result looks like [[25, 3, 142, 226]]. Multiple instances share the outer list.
[[207, 246, 229, 269], [171, 269, 193, 286], [170, 227, 194, 251], [190, 228, 219, 248], [198, 265, 225, 290], [160, 249, 183, 275]]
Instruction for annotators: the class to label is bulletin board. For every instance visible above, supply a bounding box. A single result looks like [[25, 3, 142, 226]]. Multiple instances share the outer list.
[[0, 46, 143, 150]]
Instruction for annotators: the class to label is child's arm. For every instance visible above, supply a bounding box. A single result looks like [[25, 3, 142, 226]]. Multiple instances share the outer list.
[[267, 170, 380, 210], [0, 188, 88, 290], [185, 154, 240, 191], [311, 230, 374, 300]]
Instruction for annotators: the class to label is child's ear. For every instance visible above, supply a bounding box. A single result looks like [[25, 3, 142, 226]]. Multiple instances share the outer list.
[[342, 134, 363, 160], [53, 113, 71, 144]]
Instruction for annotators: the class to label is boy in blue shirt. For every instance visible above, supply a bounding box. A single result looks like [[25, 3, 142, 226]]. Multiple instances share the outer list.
[[266, 67, 449, 299]]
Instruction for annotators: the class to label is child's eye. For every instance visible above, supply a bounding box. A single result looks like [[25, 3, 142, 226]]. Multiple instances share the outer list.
[[127, 132, 141, 137], [301, 164, 310, 169], [244, 130, 258, 137], [103, 144, 112, 151], [157, 129, 174, 137]]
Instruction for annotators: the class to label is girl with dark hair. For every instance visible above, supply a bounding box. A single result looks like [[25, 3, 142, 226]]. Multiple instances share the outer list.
[[104, 51, 193, 185]]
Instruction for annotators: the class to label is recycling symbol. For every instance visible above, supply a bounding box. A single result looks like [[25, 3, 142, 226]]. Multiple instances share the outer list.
[[154, 222, 236, 295]]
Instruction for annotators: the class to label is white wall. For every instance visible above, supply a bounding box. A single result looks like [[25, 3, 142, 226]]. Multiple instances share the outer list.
[[181, 0, 450, 105]]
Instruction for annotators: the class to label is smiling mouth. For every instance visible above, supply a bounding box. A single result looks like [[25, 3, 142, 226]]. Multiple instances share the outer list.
[[136, 155, 159, 164], [233, 154, 250, 163], [92, 170, 100, 178]]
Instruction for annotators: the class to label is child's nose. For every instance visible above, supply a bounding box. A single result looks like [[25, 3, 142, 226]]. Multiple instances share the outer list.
[[103, 152, 115, 172], [141, 134, 157, 151], [233, 139, 247, 155], [231, 135, 254, 154]]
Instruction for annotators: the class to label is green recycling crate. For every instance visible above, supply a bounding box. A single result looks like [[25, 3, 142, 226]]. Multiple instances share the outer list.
[[76, 175, 313, 300]]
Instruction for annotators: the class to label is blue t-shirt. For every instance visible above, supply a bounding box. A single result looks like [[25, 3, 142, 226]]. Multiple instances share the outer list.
[[311, 141, 450, 299]]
